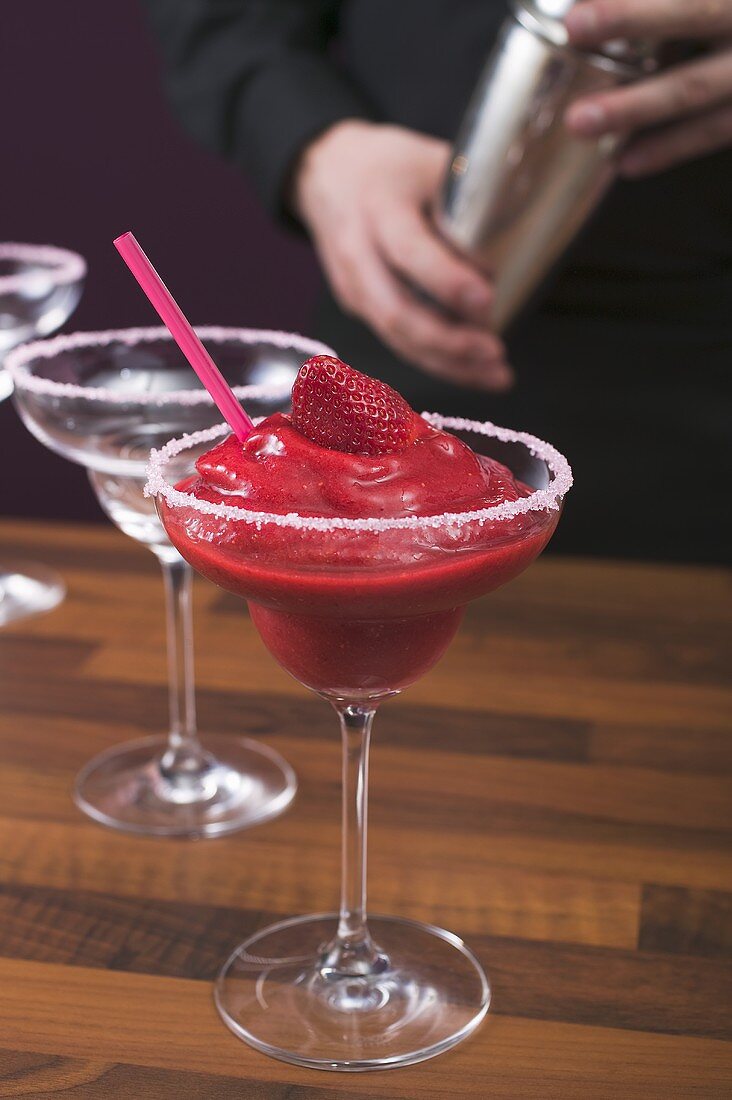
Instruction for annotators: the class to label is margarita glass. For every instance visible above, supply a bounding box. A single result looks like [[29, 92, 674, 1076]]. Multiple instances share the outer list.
[[147, 412, 572, 1068], [6, 326, 335, 837], [0, 242, 86, 625]]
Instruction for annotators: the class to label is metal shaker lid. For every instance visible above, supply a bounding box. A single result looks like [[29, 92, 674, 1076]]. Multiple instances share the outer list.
[[514, 0, 656, 73]]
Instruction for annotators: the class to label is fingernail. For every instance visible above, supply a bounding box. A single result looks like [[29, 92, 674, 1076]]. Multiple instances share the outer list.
[[565, 6, 598, 39], [466, 359, 513, 389], [460, 285, 493, 312], [487, 363, 514, 391], [566, 102, 606, 136]]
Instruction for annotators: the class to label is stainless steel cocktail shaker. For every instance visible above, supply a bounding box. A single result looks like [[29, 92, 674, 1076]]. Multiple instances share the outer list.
[[436, 0, 655, 331]]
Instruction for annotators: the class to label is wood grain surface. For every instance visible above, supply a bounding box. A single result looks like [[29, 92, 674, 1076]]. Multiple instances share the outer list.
[[0, 518, 730, 1098]]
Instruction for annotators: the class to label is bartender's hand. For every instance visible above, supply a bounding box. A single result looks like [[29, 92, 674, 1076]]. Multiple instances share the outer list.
[[292, 120, 512, 390], [564, 0, 732, 176]]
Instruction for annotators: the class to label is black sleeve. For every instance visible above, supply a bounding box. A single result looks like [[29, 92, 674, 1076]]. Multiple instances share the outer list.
[[141, 0, 376, 224]]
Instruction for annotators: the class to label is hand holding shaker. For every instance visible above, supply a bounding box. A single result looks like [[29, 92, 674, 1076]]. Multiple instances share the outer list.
[[436, 0, 656, 332]]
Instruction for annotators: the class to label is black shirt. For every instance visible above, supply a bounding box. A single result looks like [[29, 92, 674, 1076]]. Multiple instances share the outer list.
[[142, 0, 732, 562]]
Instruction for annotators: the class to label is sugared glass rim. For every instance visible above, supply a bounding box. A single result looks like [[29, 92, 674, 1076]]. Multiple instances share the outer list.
[[145, 416, 573, 532], [4, 326, 335, 405], [0, 242, 87, 292]]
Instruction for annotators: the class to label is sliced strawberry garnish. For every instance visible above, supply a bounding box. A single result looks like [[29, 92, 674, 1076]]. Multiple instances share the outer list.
[[291, 355, 416, 456]]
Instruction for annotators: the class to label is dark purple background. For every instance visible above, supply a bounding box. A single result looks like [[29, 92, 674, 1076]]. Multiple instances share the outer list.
[[1, 0, 319, 522]]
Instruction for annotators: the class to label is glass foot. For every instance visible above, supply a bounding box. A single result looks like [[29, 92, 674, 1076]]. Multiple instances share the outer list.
[[215, 913, 490, 1071], [0, 563, 65, 626], [73, 733, 296, 838]]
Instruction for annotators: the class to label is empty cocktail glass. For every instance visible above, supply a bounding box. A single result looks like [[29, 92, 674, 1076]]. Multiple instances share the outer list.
[[0, 242, 86, 625], [7, 326, 335, 836]]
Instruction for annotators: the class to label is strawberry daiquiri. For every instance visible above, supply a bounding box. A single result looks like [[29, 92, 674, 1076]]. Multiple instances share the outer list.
[[159, 356, 561, 698], [147, 355, 572, 1073]]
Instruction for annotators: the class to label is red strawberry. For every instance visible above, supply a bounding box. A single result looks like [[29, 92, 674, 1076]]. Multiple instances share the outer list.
[[291, 355, 416, 456]]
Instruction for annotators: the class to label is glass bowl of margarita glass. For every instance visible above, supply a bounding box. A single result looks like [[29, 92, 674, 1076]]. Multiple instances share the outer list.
[[147, 408, 572, 1069], [6, 326, 335, 837], [0, 242, 86, 625]]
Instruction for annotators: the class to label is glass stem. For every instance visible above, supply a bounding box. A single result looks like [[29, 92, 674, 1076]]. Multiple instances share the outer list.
[[157, 552, 206, 778], [321, 703, 386, 976]]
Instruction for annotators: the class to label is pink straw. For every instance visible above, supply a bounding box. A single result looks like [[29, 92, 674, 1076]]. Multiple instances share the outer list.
[[113, 232, 254, 442]]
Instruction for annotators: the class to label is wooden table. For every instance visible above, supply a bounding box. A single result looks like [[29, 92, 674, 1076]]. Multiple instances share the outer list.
[[0, 518, 730, 1098]]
